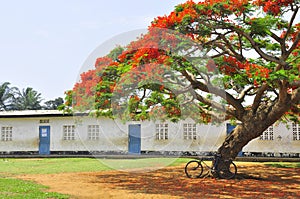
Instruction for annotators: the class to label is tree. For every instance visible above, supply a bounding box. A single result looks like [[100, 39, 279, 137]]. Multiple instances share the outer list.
[[0, 82, 16, 111], [66, 0, 300, 165], [12, 87, 43, 110], [43, 97, 64, 110]]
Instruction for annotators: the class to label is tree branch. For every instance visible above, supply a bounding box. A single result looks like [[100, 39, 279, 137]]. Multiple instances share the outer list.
[[190, 89, 237, 117], [252, 83, 269, 113], [287, 32, 300, 56], [237, 85, 254, 101], [290, 80, 300, 88], [284, 6, 299, 41], [233, 28, 287, 66], [291, 87, 300, 105]]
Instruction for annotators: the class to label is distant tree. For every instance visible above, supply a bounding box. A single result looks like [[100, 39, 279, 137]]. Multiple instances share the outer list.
[[12, 87, 43, 110], [0, 82, 16, 111], [43, 97, 64, 110]]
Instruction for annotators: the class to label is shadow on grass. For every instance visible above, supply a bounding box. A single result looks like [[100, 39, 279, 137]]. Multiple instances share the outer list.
[[91, 164, 300, 198]]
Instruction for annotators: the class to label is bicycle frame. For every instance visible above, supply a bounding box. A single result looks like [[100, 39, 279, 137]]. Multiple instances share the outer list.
[[185, 153, 237, 179], [199, 156, 220, 177]]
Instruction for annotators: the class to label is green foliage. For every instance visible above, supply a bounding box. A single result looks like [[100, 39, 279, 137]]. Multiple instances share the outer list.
[[11, 87, 43, 110], [107, 45, 124, 61], [43, 97, 64, 110], [265, 162, 300, 168], [250, 15, 280, 36], [68, 0, 300, 127], [0, 82, 16, 111]]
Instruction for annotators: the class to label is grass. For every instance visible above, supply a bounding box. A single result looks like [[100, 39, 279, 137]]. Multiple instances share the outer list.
[[0, 157, 190, 175], [0, 177, 68, 199], [3, 157, 298, 199], [0, 158, 110, 175], [265, 162, 300, 168], [100, 157, 190, 170], [0, 157, 190, 199]]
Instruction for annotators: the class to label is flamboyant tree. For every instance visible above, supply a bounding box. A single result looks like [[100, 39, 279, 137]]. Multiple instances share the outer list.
[[65, 0, 300, 162]]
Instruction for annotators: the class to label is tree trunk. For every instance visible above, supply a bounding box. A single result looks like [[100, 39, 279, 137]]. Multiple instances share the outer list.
[[217, 124, 256, 160], [217, 99, 294, 162]]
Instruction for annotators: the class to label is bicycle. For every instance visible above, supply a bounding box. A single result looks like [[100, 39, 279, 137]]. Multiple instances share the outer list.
[[184, 153, 237, 179]]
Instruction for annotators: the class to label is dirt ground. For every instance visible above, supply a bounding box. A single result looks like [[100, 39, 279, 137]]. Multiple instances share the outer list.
[[18, 162, 300, 199]]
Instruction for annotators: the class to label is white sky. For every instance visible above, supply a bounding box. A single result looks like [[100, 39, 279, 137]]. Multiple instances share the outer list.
[[0, 0, 185, 101]]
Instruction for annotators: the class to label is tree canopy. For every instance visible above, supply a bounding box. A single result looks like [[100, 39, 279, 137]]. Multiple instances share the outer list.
[[67, 0, 299, 124], [64, 0, 300, 160], [0, 82, 16, 111], [0, 82, 63, 111]]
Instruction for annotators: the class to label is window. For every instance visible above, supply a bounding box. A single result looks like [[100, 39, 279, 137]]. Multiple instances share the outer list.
[[292, 123, 300, 141], [1, 127, 12, 141], [260, 126, 274, 140], [88, 125, 100, 140], [63, 125, 75, 140], [183, 123, 197, 140], [155, 123, 168, 140]]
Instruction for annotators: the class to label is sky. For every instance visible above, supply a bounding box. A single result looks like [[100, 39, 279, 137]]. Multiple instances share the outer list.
[[0, 0, 186, 102]]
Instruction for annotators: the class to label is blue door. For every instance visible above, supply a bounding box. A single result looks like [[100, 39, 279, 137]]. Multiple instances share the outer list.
[[226, 123, 236, 135], [39, 126, 50, 155], [128, 124, 141, 154], [226, 123, 243, 157]]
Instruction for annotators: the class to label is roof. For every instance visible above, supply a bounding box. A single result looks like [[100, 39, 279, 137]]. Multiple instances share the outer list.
[[0, 110, 73, 118]]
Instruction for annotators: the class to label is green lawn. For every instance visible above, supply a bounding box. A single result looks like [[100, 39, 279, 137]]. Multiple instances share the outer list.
[[0, 157, 189, 175], [0, 158, 110, 175], [0, 177, 68, 199], [265, 162, 300, 168], [0, 157, 189, 199], [1, 157, 297, 199]]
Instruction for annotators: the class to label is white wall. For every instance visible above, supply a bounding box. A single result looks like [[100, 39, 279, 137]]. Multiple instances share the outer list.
[[0, 118, 40, 152], [140, 119, 227, 152], [0, 115, 299, 154], [243, 123, 300, 154]]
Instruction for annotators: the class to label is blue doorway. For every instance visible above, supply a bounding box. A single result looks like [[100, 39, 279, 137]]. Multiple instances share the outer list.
[[39, 126, 50, 155], [226, 123, 236, 135], [128, 124, 141, 154]]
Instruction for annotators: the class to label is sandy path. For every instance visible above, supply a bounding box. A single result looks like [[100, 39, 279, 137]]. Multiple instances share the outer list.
[[17, 162, 300, 199]]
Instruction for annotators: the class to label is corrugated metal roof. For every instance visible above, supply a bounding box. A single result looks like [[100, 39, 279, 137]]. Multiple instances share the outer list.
[[0, 110, 73, 118]]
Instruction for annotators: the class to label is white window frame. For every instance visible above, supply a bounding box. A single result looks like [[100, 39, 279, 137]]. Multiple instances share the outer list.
[[155, 123, 168, 140], [88, 125, 100, 140], [259, 126, 274, 140], [63, 125, 76, 140], [292, 123, 300, 141], [1, 126, 12, 141], [183, 123, 197, 140]]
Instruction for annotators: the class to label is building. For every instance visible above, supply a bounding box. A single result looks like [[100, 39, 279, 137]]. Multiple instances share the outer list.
[[0, 110, 299, 157]]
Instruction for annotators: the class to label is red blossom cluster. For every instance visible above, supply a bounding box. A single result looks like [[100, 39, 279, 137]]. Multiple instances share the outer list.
[[254, 0, 294, 15], [218, 55, 272, 87], [66, 0, 298, 122], [151, 0, 250, 30], [219, 56, 246, 75], [245, 63, 271, 87], [95, 57, 113, 74], [151, 1, 197, 29], [73, 70, 99, 96]]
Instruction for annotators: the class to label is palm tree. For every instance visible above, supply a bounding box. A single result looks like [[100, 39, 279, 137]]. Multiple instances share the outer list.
[[0, 82, 15, 111], [13, 87, 43, 110]]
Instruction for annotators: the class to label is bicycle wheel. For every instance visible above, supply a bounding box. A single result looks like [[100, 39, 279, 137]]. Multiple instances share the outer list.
[[217, 161, 237, 179], [184, 160, 203, 178]]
